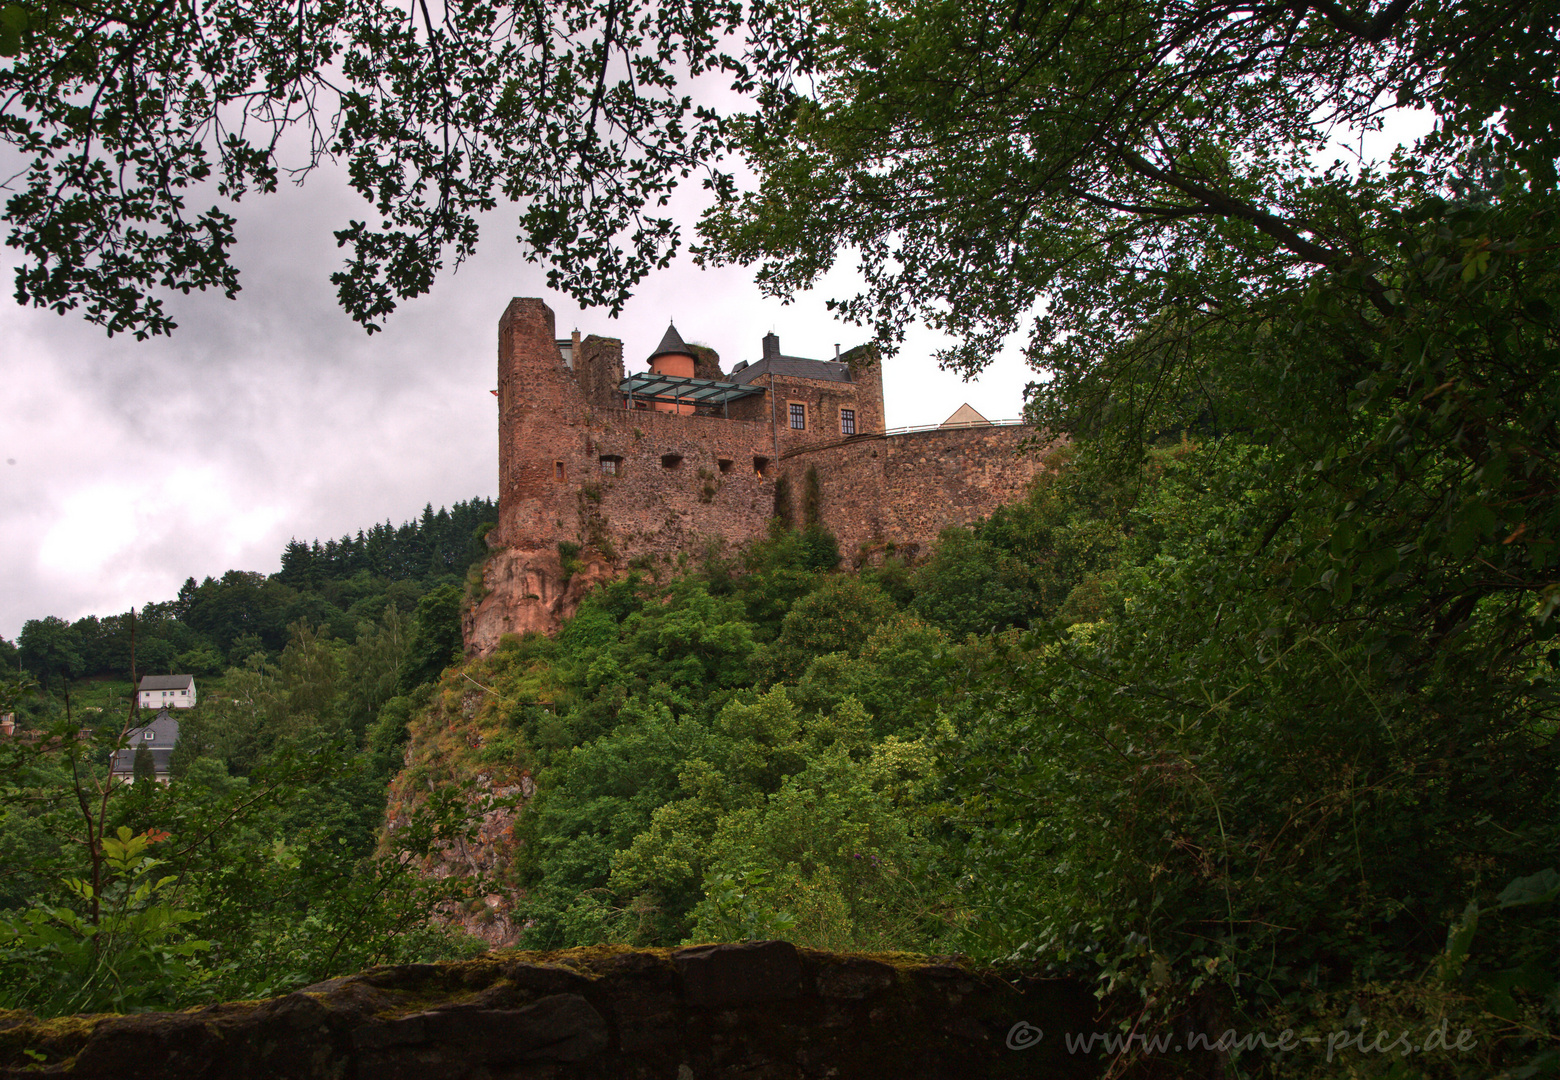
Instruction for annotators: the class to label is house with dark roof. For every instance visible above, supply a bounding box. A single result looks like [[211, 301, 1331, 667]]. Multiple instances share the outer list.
[[138, 674, 197, 710], [110, 708, 181, 784]]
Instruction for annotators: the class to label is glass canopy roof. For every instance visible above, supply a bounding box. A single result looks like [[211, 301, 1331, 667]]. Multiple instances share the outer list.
[[618, 372, 768, 408]]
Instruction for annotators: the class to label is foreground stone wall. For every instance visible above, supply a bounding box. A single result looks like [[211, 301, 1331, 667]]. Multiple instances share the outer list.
[[0, 944, 1097, 1080]]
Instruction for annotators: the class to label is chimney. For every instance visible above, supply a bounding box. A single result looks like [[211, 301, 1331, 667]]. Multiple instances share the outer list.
[[762, 332, 780, 362], [834, 343, 841, 360]]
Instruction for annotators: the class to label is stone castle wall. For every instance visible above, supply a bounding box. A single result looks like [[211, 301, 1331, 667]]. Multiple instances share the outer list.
[[781, 426, 1062, 561], [470, 298, 1058, 650], [491, 298, 887, 559], [881, 426, 1057, 555]]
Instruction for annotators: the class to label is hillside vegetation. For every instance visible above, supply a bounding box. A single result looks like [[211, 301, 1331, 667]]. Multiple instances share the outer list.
[[3, 442, 1557, 1077], [0, 499, 498, 1012]]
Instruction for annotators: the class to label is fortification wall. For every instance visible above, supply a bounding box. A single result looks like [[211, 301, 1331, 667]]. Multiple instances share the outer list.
[[493, 298, 888, 565], [475, 297, 1056, 652], [881, 426, 1059, 555], [781, 426, 1060, 560], [777, 437, 889, 557], [578, 407, 778, 561]]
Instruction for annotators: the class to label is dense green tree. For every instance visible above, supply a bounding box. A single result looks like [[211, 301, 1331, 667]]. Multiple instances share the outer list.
[[131, 742, 156, 787], [1, 709, 486, 1015], [0, 499, 505, 1018], [761, 576, 898, 681], [338, 607, 411, 739], [689, 720, 948, 951], [517, 699, 709, 947], [0, 0, 747, 336], [193, 572, 298, 653], [927, 440, 1560, 1074], [689, 2, 1560, 1069], [791, 615, 953, 738], [16, 618, 81, 694], [909, 529, 1030, 638], [732, 526, 843, 639], [397, 584, 466, 693], [617, 581, 757, 693], [706, 0, 1560, 366]]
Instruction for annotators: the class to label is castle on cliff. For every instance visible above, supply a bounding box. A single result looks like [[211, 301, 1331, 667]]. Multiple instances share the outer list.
[[465, 298, 1057, 652]]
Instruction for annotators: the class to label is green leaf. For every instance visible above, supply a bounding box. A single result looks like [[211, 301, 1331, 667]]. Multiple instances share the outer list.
[[0, 4, 25, 57], [1496, 868, 1560, 909], [1437, 900, 1479, 982]]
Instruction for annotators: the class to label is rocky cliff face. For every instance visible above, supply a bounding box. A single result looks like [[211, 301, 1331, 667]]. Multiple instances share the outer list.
[[0, 944, 1098, 1079], [463, 545, 617, 656], [388, 764, 534, 951], [381, 666, 542, 950]]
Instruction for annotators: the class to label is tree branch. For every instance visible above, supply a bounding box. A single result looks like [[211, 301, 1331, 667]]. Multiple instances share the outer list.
[[1112, 144, 1343, 267], [1291, 0, 1417, 43]]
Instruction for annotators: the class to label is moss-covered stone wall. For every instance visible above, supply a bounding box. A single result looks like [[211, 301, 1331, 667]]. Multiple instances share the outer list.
[[0, 944, 1097, 1079]]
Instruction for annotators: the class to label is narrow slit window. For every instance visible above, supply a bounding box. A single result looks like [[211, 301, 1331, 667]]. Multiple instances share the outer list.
[[840, 408, 856, 435], [554, 461, 566, 482]]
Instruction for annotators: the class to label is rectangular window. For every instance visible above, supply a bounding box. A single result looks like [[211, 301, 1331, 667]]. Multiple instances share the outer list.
[[554, 461, 566, 482], [599, 456, 620, 476], [789, 402, 806, 430], [717, 458, 734, 474], [840, 408, 856, 435]]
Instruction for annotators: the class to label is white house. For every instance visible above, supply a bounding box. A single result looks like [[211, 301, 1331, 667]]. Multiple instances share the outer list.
[[137, 674, 197, 710], [110, 708, 181, 784]]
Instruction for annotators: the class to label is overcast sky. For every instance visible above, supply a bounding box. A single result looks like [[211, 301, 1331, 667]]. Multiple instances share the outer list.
[[0, 164, 1035, 640]]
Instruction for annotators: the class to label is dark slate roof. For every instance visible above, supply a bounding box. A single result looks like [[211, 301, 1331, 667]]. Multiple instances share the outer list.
[[728, 356, 853, 385], [111, 747, 176, 776], [138, 674, 194, 691], [111, 710, 181, 774], [648, 323, 692, 362], [131, 709, 180, 745]]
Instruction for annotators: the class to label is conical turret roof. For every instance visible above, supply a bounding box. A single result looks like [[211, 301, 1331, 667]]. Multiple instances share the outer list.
[[648, 322, 693, 362]]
